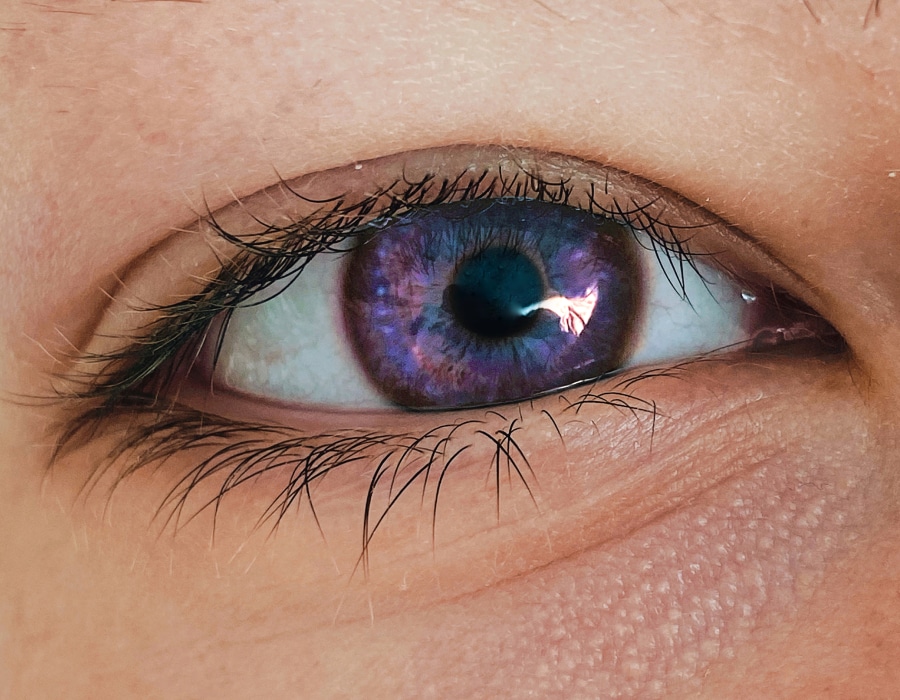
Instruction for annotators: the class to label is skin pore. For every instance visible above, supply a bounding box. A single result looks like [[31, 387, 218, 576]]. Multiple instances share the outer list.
[[1, 0, 899, 697]]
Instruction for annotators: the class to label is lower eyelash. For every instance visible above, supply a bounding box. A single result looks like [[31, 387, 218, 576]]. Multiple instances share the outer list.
[[54, 368, 667, 566], [52, 325, 844, 568]]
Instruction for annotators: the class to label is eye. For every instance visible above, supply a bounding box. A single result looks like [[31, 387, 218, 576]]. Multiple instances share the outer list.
[[210, 197, 758, 410], [167, 146, 837, 416]]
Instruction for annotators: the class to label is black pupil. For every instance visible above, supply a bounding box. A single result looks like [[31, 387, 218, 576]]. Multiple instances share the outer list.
[[445, 247, 545, 338]]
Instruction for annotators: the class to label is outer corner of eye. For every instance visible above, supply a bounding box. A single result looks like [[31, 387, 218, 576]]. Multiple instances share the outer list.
[[182, 148, 838, 418]]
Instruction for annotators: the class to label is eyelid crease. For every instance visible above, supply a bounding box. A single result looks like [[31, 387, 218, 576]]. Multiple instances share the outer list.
[[64, 230, 227, 360]]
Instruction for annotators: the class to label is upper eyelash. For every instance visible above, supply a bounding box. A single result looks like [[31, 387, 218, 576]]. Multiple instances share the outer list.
[[60, 160, 711, 414]]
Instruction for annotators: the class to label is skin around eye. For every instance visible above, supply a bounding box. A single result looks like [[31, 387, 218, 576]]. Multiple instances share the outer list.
[[2, 1, 897, 697]]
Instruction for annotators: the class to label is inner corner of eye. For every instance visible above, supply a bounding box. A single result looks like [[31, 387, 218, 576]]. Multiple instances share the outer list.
[[195, 193, 823, 414]]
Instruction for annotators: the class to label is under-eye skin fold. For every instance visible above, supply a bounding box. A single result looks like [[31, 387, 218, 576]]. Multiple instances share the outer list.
[[51, 145, 845, 549]]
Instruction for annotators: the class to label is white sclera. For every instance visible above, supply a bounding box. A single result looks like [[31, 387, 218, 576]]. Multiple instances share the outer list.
[[214, 230, 749, 409], [214, 253, 390, 408], [626, 232, 747, 366]]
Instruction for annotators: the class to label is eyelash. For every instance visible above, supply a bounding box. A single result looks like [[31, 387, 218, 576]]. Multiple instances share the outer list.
[[49, 153, 835, 558]]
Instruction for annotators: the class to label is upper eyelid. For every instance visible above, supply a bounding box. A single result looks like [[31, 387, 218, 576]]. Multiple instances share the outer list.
[[204, 145, 808, 298], [209, 146, 708, 237]]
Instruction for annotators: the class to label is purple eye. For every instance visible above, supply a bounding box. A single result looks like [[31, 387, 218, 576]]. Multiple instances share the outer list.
[[212, 183, 782, 412], [342, 199, 640, 408]]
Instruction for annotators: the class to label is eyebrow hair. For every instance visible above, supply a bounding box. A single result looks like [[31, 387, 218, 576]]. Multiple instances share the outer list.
[[804, 0, 883, 26], [800, 0, 824, 23], [864, 0, 882, 27]]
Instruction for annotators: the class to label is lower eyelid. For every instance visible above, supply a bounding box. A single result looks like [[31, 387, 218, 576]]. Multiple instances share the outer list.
[[53, 350, 856, 621]]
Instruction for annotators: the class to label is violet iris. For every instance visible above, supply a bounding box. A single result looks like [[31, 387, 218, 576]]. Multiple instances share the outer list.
[[342, 199, 641, 408]]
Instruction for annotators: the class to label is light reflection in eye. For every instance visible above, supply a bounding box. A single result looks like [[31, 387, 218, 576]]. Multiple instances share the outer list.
[[527, 288, 599, 337], [208, 196, 752, 410]]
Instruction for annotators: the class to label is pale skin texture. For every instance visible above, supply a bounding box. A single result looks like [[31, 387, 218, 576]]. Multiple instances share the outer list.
[[1, 0, 899, 697]]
